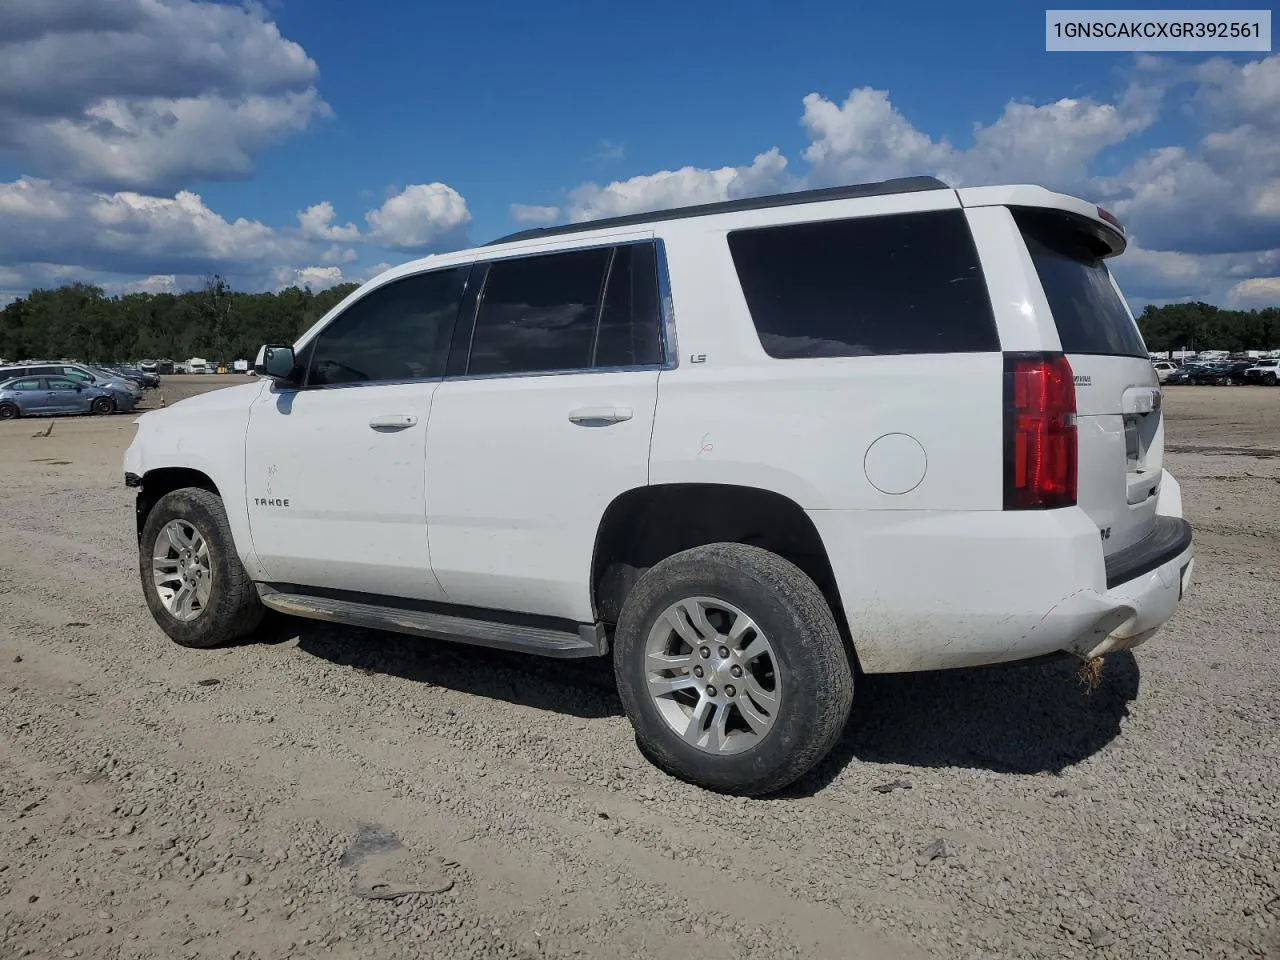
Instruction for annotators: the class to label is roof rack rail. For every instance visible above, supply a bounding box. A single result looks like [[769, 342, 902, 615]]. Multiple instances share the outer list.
[[485, 175, 951, 246]]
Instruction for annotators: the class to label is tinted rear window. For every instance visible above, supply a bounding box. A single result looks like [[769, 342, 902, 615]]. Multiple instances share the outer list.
[[1014, 208, 1147, 358], [727, 209, 998, 359]]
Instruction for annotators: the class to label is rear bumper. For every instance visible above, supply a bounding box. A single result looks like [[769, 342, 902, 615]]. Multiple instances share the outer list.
[[808, 472, 1193, 673]]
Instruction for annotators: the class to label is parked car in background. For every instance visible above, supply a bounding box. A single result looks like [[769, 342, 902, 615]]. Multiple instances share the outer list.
[[1152, 360, 1177, 382], [0, 361, 143, 406], [102, 364, 161, 389], [0, 375, 135, 419], [1245, 358, 1279, 385]]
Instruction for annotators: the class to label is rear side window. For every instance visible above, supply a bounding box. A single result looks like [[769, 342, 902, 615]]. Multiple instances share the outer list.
[[306, 267, 467, 386], [594, 242, 664, 367], [727, 209, 998, 359], [8, 378, 40, 390], [1014, 208, 1147, 358], [468, 247, 612, 375]]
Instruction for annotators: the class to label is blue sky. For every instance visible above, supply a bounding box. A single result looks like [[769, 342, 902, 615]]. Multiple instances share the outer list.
[[0, 0, 1277, 309]]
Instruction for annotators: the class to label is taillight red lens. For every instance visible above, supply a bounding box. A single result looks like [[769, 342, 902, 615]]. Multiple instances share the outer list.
[[1097, 206, 1124, 233], [1004, 353, 1077, 509]]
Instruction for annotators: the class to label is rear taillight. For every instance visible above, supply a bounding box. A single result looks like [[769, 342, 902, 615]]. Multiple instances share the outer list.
[[1097, 206, 1124, 233], [1003, 352, 1077, 509]]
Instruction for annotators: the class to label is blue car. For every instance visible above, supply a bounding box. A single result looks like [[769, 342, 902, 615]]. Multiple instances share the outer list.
[[0, 375, 136, 420]]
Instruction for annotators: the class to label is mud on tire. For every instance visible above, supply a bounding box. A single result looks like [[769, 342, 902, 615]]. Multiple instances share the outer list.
[[613, 542, 854, 796], [139, 486, 264, 648]]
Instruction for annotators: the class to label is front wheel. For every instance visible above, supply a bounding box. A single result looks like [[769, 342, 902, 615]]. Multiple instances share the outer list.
[[91, 395, 114, 415], [613, 543, 854, 796], [139, 487, 264, 648], [0, 402, 18, 421]]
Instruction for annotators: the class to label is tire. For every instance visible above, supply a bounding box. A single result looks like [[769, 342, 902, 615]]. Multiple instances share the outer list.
[[91, 395, 114, 415], [613, 542, 854, 796], [0, 402, 18, 421], [139, 487, 264, 648], [1266, 373, 1277, 386]]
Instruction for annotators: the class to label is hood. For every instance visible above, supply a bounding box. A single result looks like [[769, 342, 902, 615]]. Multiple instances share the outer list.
[[134, 379, 267, 425]]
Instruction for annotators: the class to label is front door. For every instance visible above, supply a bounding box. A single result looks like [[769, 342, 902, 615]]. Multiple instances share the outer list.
[[244, 265, 469, 601], [426, 238, 666, 623]]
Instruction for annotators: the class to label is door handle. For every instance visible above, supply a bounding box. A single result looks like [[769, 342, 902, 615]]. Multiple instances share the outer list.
[[368, 414, 418, 429], [568, 406, 633, 425]]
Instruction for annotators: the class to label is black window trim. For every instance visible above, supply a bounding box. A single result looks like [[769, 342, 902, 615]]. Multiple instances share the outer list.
[[725, 208, 1000, 361], [284, 238, 678, 393], [445, 236, 678, 383], [289, 262, 472, 392]]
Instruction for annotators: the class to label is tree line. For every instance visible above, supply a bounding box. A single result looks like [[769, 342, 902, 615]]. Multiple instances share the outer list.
[[0, 278, 360, 363], [0, 278, 1276, 363]]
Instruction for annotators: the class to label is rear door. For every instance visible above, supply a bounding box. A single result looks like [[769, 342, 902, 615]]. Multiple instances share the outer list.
[[425, 238, 664, 623], [7, 378, 49, 413], [1013, 207, 1161, 556]]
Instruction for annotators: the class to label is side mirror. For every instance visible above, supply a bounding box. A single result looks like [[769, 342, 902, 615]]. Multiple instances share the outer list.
[[254, 345, 298, 382]]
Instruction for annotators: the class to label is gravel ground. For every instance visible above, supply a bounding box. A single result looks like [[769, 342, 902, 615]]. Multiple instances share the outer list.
[[1, 378, 1277, 960]]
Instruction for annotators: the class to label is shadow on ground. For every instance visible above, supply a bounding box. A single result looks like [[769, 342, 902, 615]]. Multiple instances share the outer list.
[[787, 651, 1141, 797], [288, 618, 622, 720], [274, 617, 1140, 788]]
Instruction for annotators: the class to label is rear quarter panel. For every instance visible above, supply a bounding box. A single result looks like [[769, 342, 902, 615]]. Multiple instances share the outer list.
[[649, 222, 1004, 512]]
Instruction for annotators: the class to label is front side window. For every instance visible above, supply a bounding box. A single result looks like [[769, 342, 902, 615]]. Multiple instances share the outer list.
[[306, 267, 467, 387], [727, 210, 999, 359], [46, 378, 81, 390], [61, 367, 93, 382], [468, 247, 612, 376]]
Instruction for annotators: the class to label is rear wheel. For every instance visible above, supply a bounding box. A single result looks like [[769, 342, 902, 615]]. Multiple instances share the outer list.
[[139, 487, 264, 648], [1265, 373, 1277, 386], [91, 395, 114, 415], [613, 542, 853, 796], [0, 402, 18, 421]]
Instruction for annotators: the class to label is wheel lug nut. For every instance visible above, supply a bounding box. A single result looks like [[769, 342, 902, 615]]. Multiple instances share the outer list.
[[718, 646, 730, 658], [705, 685, 717, 697], [699, 647, 711, 659], [725, 685, 736, 697], [731, 665, 743, 678], [693, 666, 704, 678]]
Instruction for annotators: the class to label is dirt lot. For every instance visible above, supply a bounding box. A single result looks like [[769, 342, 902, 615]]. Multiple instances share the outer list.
[[1, 377, 1277, 960]]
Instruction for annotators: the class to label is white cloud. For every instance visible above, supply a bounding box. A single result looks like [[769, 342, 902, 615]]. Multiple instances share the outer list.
[[0, 176, 303, 275], [297, 201, 361, 242], [516, 57, 1280, 305], [127, 274, 178, 295], [1227, 277, 1280, 308], [566, 148, 790, 222], [801, 89, 951, 187], [272, 264, 345, 291], [0, 0, 329, 191], [365, 184, 471, 251], [592, 139, 625, 161], [0, 175, 474, 297], [510, 203, 560, 225]]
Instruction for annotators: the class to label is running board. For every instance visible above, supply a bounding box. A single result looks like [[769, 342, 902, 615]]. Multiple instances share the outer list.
[[256, 586, 608, 659]]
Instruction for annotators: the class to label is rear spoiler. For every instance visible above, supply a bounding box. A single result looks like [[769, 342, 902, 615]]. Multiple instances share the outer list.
[[957, 185, 1127, 258]]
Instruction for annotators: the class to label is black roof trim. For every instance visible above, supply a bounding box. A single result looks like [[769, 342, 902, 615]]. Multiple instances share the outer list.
[[486, 176, 952, 246]]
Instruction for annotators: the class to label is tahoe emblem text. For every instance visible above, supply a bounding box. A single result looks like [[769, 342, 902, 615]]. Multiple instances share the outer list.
[[254, 497, 290, 507]]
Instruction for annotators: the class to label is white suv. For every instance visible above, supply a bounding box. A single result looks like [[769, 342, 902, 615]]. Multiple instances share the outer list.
[[124, 177, 1194, 796]]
